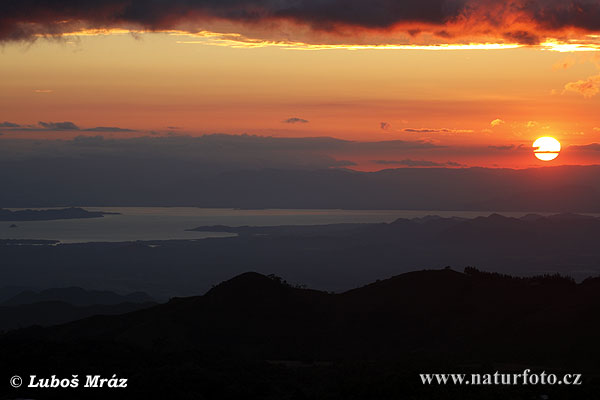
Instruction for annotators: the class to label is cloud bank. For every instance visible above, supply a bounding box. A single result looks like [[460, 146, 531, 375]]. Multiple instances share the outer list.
[[0, 121, 136, 133], [0, 134, 438, 170], [3, 0, 600, 46], [0, 122, 20, 128]]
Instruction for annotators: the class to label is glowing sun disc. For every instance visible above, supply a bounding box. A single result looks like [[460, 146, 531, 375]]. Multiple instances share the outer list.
[[533, 137, 561, 161]]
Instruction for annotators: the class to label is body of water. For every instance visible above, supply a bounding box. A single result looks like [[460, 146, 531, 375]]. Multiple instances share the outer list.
[[0, 207, 588, 243]]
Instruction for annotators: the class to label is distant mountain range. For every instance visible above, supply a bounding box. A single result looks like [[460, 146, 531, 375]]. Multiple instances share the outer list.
[[1, 164, 600, 212], [188, 212, 600, 235], [1, 286, 154, 307], [2, 269, 599, 399], [0, 287, 156, 331], [0, 301, 155, 332], [0, 207, 117, 221]]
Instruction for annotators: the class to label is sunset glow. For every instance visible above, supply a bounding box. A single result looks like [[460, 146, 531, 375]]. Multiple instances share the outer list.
[[533, 137, 562, 161], [2, 1, 600, 170], [3, 3, 600, 395]]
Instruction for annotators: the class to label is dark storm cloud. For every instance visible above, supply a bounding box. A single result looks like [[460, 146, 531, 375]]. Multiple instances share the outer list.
[[283, 117, 309, 124], [3, 0, 600, 44], [0, 0, 455, 42]]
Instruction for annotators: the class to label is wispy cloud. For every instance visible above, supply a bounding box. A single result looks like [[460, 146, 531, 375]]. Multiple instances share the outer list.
[[563, 74, 600, 98], [552, 58, 576, 71], [403, 128, 474, 134], [490, 119, 505, 127], [526, 121, 538, 128]]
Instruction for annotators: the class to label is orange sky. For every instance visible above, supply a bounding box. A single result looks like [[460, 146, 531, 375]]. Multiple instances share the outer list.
[[1, 32, 600, 169]]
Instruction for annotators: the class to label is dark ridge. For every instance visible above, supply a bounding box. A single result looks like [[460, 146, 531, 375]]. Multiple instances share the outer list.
[[4, 268, 597, 353], [2, 268, 600, 399]]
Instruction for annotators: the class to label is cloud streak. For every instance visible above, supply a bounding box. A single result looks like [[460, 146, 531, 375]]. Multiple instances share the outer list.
[[83, 126, 137, 132], [490, 118, 505, 127], [488, 144, 530, 151], [373, 159, 464, 167], [403, 128, 474, 134], [1, 121, 136, 133], [3, 0, 600, 47], [569, 143, 600, 151], [488, 144, 515, 150]]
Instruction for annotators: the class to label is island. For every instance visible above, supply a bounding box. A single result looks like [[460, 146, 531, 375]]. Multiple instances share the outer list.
[[0, 207, 119, 222]]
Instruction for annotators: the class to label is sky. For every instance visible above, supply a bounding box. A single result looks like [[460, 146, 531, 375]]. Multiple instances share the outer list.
[[1, 0, 600, 170]]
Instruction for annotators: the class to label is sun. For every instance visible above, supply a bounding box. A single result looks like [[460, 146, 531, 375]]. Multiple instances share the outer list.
[[533, 137, 561, 161]]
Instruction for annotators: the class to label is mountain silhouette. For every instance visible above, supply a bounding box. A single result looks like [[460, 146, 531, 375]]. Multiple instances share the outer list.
[[2, 268, 599, 399], [6, 268, 599, 361]]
